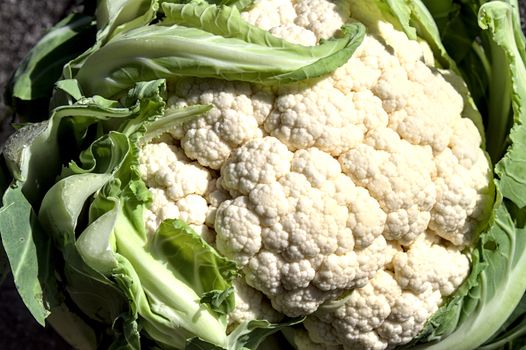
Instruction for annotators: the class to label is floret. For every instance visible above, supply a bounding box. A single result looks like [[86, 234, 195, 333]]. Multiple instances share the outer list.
[[136, 2, 494, 349], [215, 137, 391, 316], [264, 78, 377, 156], [139, 140, 216, 237], [339, 128, 436, 245], [167, 79, 273, 169], [228, 278, 283, 326], [392, 233, 470, 296], [293, 0, 351, 40]]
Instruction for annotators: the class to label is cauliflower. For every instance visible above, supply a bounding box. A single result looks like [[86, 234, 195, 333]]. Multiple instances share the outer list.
[[228, 278, 283, 327], [167, 79, 273, 169], [136, 1, 493, 348], [138, 136, 220, 243], [7, 0, 526, 348]]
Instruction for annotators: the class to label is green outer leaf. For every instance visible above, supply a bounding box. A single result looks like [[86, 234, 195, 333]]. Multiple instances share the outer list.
[[112, 208, 229, 348], [200, 288, 235, 317], [1, 80, 165, 207], [2, 121, 48, 185], [5, 13, 96, 104], [58, 0, 158, 94], [106, 311, 141, 350], [0, 80, 167, 337], [0, 185, 56, 325], [46, 303, 99, 350], [348, 0, 406, 33], [382, 0, 458, 69], [55, 81, 234, 348], [408, 2, 526, 348], [62, 247, 128, 328], [416, 197, 526, 350], [402, 0, 458, 69], [160, 2, 326, 48], [185, 318, 304, 350], [55, 79, 84, 101], [142, 104, 211, 143], [385, 0, 417, 38], [76, 3, 364, 97], [76, 200, 119, 275], [188, 0, 254, 11], [39, 173, 112, 249], [489, 2, 526, 208], [72, 132, 132, 174], [272, 24, 365, 83], [162, 1, 367, 85], [96, 0, 160, 44], [120, 79, 168, 137], [348, 0, 456, 70], [480, 294, 526, 349], [151, 219, 238, 314]]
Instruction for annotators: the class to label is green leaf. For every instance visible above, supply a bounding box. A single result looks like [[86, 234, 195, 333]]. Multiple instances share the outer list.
[[71, 132, 132, 175], [106, 311, 142, 350], [142, 104, 211, 143], [487, 2, 526, 207], [111, 210, 230, 348], [210, 0, 254, 11], [46, 302, 99, 350], [151, 219, 238, 312], [200, 288, 235, 317], [403, 0, 459, 69], [39, 173, 113, 249], [55, 79, 84, 102], [5, 13, 96, 116], [480, 294, 526, 349], [167, 0, 255, 11], [0, 80, 169, 339], [407, 2, 526, 348], [76, 2, 364, 97], [76, 201, 120, 275], [2, 121, 52, 186], [58, 1, 159, 94], [52, 82, 234, 348], [186, 318, 304, 350], [1, 79, 167, 206], [0, 185, 58, 325], [96, 0, 160, 44], [63, 247, 128, 326]]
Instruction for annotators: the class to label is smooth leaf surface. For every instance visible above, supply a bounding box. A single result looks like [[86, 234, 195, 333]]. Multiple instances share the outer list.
[[76, 2, 364, 97], [5, 13, 95, 106], [0, 185, 56, 325], [96, 0, 159, 43], [151, 219, 238, 313]]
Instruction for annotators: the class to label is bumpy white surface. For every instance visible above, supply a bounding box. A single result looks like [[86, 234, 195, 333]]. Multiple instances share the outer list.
[[228, 278, 283, 326], [240, 0, 296, 31], [339, 128, 437, 245], [168, 79, 273, 170], [392, 233, 470, 296], [293, 0, 351, 41], [216, 137, 392, 316], [139, 137, 225, 244], [139, 1, 493, 349]]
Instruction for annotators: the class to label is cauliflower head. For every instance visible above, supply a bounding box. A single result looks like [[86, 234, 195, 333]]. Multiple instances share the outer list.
[[138, 1, 493, 348]]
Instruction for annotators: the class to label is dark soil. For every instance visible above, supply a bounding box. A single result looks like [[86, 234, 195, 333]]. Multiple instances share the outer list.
[[0, 2, 75, 349]]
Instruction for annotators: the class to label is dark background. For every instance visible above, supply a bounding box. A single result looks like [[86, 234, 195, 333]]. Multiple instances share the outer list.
[[0, 1, 526, 349], [0, 2, 77, 348]]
